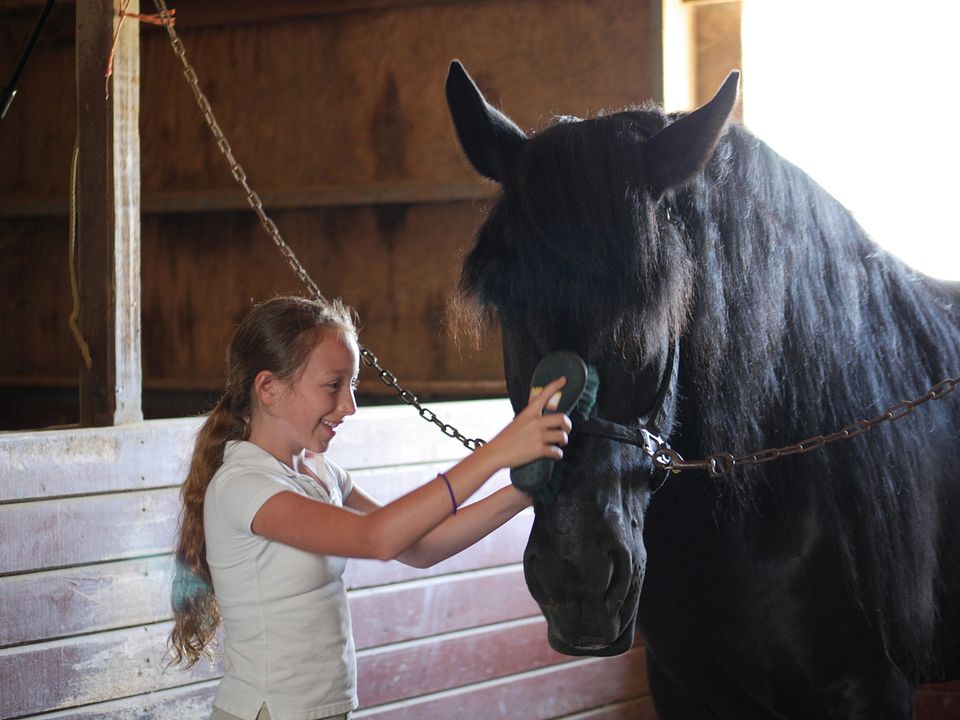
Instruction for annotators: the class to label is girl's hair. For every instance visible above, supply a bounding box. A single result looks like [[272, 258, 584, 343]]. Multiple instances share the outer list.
[[166, 295, 357, 668]]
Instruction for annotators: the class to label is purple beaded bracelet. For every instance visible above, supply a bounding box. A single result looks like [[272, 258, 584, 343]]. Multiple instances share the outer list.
[[438, 472, 458, 514]]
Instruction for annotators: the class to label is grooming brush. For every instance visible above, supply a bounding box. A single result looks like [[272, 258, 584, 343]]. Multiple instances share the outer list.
[[510, 351, 589, 494]]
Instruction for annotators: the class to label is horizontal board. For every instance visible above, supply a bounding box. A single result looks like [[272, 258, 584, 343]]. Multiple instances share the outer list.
[[9, 681, 221, 720], [2, 556, 535, 650], [0, 399, 512, 502], [11, 657, 652, 720], [354, 648, 650, 719], [0, 616, 638, 718], [0, 489, 180, 575], [0, 623, 221, 718], [0, 557, 174, 647], [359, 617, 570, 707], [556, 697, 658, 720], [349, 565, 538, 650], [0, 418, 200, 502], [0, 180, 495, 219], [0, 463, 521, 577]]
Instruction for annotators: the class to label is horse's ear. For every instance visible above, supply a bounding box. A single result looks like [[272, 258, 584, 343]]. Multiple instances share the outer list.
[[445, 60, 527, 182], [644, 70, 740, 194]]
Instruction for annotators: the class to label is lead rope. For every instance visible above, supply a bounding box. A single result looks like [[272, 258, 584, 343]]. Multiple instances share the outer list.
[[146, 0, 485, 451]]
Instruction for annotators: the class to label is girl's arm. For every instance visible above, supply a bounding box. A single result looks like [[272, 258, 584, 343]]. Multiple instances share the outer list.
[[250, 378, 568, 561], [345, 482, 531, 568]]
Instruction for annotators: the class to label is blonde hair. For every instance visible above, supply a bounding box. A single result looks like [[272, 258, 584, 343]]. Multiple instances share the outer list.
[[166, 296, 357, 668]]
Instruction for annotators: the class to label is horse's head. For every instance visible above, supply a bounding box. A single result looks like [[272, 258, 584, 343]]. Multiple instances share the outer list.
[[446, 61, 739, 655]]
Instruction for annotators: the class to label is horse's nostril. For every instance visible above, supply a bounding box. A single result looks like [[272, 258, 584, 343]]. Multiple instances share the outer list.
[[606, 548, 631, 605], [523, 552, 547, 602]]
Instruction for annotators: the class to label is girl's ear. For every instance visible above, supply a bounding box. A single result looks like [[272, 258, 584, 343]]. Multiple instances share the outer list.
[[254, 370, 279, 407]]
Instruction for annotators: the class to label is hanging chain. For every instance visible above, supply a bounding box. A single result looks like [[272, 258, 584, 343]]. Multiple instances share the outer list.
[[149, 0, 485, 451], [644, 377, 959, 478]]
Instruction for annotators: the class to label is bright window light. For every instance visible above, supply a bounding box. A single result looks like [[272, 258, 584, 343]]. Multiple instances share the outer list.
[[740, 0, 960, 280]]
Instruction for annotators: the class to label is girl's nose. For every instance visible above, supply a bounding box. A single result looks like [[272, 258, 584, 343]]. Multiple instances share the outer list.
[[340, 388, 358, 416]]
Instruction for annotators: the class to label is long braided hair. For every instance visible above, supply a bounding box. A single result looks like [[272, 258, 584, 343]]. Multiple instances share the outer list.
[[166, 295, 357, 668]]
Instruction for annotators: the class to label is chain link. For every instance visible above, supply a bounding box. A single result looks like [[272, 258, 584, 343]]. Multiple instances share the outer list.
[[645, 377, 959, 478], [150, 0, 484, 451]]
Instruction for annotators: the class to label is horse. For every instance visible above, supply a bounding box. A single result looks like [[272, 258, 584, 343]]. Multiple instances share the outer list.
[[444, 60, 960, 719]]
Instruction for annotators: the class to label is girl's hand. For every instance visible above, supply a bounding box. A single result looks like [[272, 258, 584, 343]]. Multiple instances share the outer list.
[[484, 377, 572, 469]]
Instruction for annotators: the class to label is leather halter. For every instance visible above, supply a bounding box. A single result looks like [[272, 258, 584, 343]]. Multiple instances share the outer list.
[[574, 338, 680, 494]]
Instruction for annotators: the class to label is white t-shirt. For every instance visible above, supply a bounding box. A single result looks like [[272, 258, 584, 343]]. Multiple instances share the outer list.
[[204, 440, 358, 720]]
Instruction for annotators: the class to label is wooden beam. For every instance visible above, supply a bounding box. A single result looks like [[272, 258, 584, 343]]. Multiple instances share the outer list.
[[75, 0, 142, 425], [0, 179, 495, 218]]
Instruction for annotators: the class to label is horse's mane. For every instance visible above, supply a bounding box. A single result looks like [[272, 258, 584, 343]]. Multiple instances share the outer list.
[[681, 120, 960, 678], [457, 105, 960, 676]]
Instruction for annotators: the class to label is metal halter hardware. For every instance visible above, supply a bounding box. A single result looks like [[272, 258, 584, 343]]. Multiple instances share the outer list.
[[151, 1, 958, 468]]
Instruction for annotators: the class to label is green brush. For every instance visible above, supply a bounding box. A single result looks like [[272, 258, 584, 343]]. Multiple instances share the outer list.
[[511, 351, 591, 494]]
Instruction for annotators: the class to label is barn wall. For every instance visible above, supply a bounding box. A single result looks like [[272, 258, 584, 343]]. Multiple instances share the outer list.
[[0, 400, 656, 718], [0, 0, 661, 430]]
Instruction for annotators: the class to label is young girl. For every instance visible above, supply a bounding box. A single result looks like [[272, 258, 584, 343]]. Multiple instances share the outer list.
[[167, 295, 570, 720]]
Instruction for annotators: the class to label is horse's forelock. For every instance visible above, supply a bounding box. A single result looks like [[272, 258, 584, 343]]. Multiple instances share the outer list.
[[455, 109, 694, 359]]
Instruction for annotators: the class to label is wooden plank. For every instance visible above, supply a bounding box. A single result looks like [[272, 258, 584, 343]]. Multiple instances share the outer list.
[[0, 180, 495, 218], [74, 0, 142, 426], [0, 489, 180, 575], [0, 468, 525, 576], [2, 558, 535, 650], [0, 418, 200, 502], [557, 697, 659, 720], [0, 617, 637, 718], [0, 557, 174, 647], [354, 648, 649, 719], [0, 623, 221, 718], [349, 565, 538, 649], [0, 399, 512, 502], [11, 681, 219, 720], [358, 617, 573, 707]]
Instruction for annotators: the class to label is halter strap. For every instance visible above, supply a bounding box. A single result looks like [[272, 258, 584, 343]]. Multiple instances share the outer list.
[[575, 337, 680, 494]]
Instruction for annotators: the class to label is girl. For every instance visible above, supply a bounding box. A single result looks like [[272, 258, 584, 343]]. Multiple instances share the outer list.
[[167, 295, 570, 720]]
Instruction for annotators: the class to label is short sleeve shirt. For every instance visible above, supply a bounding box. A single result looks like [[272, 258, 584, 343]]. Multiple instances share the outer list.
[[204, 440, 358, 720]]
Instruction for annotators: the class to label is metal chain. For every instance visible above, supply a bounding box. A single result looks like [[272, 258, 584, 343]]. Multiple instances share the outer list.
[[149, 0, 485, 451], [645, 377, 959, 478]]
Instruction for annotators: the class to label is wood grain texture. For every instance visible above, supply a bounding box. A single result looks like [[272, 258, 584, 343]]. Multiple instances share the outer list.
[[354, 648, 649, 719], [0, 469, 525, 577], [0, 399, 512, 502], [0, 617, 643, 718], [74, 0, 142, 426]]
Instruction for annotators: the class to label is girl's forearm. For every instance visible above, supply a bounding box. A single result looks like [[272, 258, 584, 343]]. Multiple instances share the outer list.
[[361, 443, 505, 560], [395, 485, 531, 568]]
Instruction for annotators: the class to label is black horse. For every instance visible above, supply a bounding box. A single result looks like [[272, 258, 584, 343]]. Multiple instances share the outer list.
[[445, 61, 960, 719]]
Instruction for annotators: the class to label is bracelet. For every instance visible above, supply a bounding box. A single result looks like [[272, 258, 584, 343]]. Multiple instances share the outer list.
[[438, 472, 458, 515]]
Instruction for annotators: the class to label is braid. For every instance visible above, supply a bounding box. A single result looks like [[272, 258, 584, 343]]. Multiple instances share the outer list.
[[166, 395, 247, 668]]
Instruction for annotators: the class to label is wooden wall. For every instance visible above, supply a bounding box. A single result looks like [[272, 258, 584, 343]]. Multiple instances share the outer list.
[[0, 0, 661, 429], [0, 400, 656, 718]]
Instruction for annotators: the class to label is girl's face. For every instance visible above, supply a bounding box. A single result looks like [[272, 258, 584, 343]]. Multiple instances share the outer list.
[[258, 331, 360, 457]]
